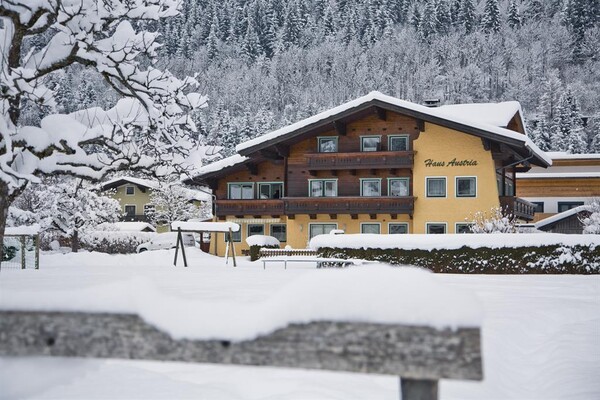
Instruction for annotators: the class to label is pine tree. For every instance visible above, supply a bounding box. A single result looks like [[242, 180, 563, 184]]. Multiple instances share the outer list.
[[241, 15, 263, 64], [589, 116, 600, 152], [262, 0, 279, 57], [507, 0, 522, 29], [460, 0, 476, 34], [563, 90, 587, 153], [482, 0, 501, 34], [419, 0, 439, 40], [524, 0, 545, 21], [207, 20, 219, 60], [411, 4, 422, 30]]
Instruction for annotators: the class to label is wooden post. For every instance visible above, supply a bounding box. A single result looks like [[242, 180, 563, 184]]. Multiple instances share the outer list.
[[228, 228, 237, 267], [20, 235, 25, 269], [35, 234, 39, 269], [400, 378, 439, 400], [178, 228, 188, 267], [173, 230, 180, 266]]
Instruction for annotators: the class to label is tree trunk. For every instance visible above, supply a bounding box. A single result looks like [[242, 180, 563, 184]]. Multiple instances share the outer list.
[[0, 181, 10, 264], [71, 229, 79, 253]]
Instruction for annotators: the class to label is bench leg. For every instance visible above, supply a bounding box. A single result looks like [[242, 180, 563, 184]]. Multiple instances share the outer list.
[[400, 378, 438, 400]]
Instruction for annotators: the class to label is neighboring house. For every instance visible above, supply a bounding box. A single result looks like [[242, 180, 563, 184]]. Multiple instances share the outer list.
[[535, 206, 591, 234], [99, 176, 211, 231], [516, 152, 600, 222], [188, 91, 550, 256]]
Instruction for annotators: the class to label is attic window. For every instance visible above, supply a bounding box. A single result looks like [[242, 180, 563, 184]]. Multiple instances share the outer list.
[[126, 186, 135, 195]]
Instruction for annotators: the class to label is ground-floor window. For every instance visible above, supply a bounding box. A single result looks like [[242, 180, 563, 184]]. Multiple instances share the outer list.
[[309, 223, 337, 239], [247, 224, 264, 237], [426, 223, 447, 234], [455, 223, 474, 234], [230, 229, 241, 242], [124, 205, 136, 217], [270, 224, 287, 242], [557, 201, 584, 212], [361, 223, 381, 234], [388, 223, 409, 234]]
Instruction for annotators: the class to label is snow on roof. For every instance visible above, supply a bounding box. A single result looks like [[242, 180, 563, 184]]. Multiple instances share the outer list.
[[111, 222, 157, 232], [191, 154, 249, 177], [235, 91, 551, 166], [546, 152, 600, 160], [171, 221, 240, 232], [5, 224, 41, 235], [101, 176, 160, 190], [437, 101, 522, 128], [309, 232, 600, 251], [516, 172, 600, 179], [245, 235, 280, 247], [535, 206, 591, 229]]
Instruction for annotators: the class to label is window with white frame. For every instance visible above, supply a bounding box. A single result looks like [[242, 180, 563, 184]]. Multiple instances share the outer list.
[[247, 224, 264, 237], [318, 136, 338, 153], [227, 228, 241, 242], [456, 177, 477, 198], [455, 223, 474, 234], [309, 180, 337, 197], [361, 223, 381, 234], [270, 224, 287, 242], [126, 186, 135, 195], [228, 183, 254, 199], [258, 182, 283, 199], [388, 135, 409, 151], [426, 177, 446, 198], [309, 223, 337, 239], [388, 223, 409, 234], [426, 223, 447, 234], [388, 178, 410, 197], [361, 136, 381, 152], [361, 178, 381, 197]]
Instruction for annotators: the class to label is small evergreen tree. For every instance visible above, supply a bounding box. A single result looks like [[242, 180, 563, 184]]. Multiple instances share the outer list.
[[507, 0, 522, 29], [460, 0, 476, 34], [482, 0, 501, 33]]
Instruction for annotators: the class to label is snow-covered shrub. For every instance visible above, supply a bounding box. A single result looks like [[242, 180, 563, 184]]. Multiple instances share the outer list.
[[469, 207, 518, 233], [80, 231, 156, 254], [245, 235, 281, 261], [146, 184, 211, 226], [581, 199, 600, 234]]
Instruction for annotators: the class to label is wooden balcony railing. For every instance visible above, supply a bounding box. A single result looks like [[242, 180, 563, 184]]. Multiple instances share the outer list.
[[216, 199, 284, 217], [499, 196, 536, 221], [284, 196, 414, 216], [306, 151, 414, 170]]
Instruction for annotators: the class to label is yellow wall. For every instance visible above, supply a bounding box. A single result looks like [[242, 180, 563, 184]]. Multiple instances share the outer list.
[[412, 122, 500, 233], [112, 185, 152, 216]]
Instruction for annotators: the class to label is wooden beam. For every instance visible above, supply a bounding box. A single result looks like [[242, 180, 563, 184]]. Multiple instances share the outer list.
[[351, 214, 358, 219], [481, 138, 491, 151], [246, 163, 258, 175], [275, 144, 289, 158], [288, 214, 295, 220], [369, 214, 377, 220], [333, 120, 347, 136], [329, 214, 337, 219], [374, 106, 387, 121], [416, 119, 425, 132], [260, 149, 282, 160], [390, 214, 397, 220], [309, 214, 317, 219], [0, 311, 483, 382], [206, 178, 218, 192]]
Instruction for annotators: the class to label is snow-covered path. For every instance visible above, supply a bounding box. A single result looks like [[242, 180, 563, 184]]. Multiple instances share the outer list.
[[1, 250, 598, 399]]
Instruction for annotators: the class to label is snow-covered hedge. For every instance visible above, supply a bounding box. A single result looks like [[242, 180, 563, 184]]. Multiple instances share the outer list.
[[311, 234, 600, 274], [245, 235, 280, 261], [80, 231, 156, 254]]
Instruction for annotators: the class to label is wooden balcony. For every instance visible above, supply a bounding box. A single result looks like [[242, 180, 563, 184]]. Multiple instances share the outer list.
[[499, 196, 536, 221], [284, 196, 414, 217], [306, 151, 414, 171], [216, 199, 284, 217]]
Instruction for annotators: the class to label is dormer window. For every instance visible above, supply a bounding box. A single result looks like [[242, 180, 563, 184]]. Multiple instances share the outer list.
[[126, 186, 135, 195], [318, 137, 338, 153]]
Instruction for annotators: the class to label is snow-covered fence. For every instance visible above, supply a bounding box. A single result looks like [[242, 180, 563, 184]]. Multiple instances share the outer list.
[[0, 310, 482, 400], [79, 231, 156, 254], [1, 226, 40, 270], [259, 248, 318, 258]]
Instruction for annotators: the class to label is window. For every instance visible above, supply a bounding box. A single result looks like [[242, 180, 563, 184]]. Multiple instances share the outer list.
[[389, 223, 409, 234], [309, 180, 337, 197], [247, 224, 264, 237], [558, 201, 584, 212], [361, 223, 381, 234], [309, 223, 337, 239], [318, 136, 338, 153], [258, 182, 283, 199], [426, 223, 447, 234], [126, 186, 135, 195], [361, 136, 381, 152], [228, 183, 254, 199], [270, 224, 287, 242], [532, 202, 544, 213], [124, 205, 136, 216], [456, 177, 477, 198], [389, 178, 410, 197], [389, 135, 409, 151], [455, 223, 474, 234], [227, 229, 241, 242], [426, 177, 446, 198], [360, 178, 381, 197]]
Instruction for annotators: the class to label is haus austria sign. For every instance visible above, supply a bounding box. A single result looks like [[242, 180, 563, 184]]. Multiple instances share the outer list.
[[424, 158, 479, 167]]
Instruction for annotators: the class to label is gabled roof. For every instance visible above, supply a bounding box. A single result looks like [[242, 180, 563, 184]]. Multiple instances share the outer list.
[[235, 91, 551, 167], [100, 176, 211, 201], [437, 101, 523, 129], [535, 206, 590, 230]]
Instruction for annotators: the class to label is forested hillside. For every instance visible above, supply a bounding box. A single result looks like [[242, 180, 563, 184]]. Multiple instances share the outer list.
[[41, 0, 600, 157]]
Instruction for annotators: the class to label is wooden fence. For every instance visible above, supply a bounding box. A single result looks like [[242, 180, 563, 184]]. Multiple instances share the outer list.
[[259, 248, 318, 258]]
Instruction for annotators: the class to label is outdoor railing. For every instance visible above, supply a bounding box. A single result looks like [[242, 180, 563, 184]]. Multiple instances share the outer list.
[[284, 196, 414, 215], [216, 199, 284, 217], [499, 196, 536, 221], [306, 151, 414, 170]]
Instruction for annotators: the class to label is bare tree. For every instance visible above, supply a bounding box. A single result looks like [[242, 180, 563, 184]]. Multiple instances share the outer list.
[[0, 0, 207, 258]]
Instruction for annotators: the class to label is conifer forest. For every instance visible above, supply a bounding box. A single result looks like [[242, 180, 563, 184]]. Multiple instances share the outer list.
[[30, 0, 600, 158]]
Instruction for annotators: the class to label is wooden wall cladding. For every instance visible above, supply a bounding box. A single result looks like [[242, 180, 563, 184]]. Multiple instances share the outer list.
[[516, 178, 600, 197], [215, 160, 285, 199]]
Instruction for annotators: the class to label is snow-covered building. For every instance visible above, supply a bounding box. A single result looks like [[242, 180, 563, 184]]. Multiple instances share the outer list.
[[516, 152, 600, 222], [188, 92, 550, 256], [534, 206, 591, 234]]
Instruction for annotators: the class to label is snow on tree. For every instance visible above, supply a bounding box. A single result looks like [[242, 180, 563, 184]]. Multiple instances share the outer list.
[[580, 199, 600, 234], [507, 0, 522, 29], [0, 0, 208, 259], [460, 0, 477, 34], [146, 184, 211, 226], [482, 0, 501, 34], [469, 207, 518, 233]]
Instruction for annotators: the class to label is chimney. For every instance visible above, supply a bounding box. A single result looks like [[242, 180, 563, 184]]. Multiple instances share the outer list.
[[423, 98, 441, 107]]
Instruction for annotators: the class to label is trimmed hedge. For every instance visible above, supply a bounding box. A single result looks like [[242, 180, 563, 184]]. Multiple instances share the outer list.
[[318, 244, 600, 274]]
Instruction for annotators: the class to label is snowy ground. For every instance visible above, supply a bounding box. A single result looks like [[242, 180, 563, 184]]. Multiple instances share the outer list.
[[1, 250, 599, 400]]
